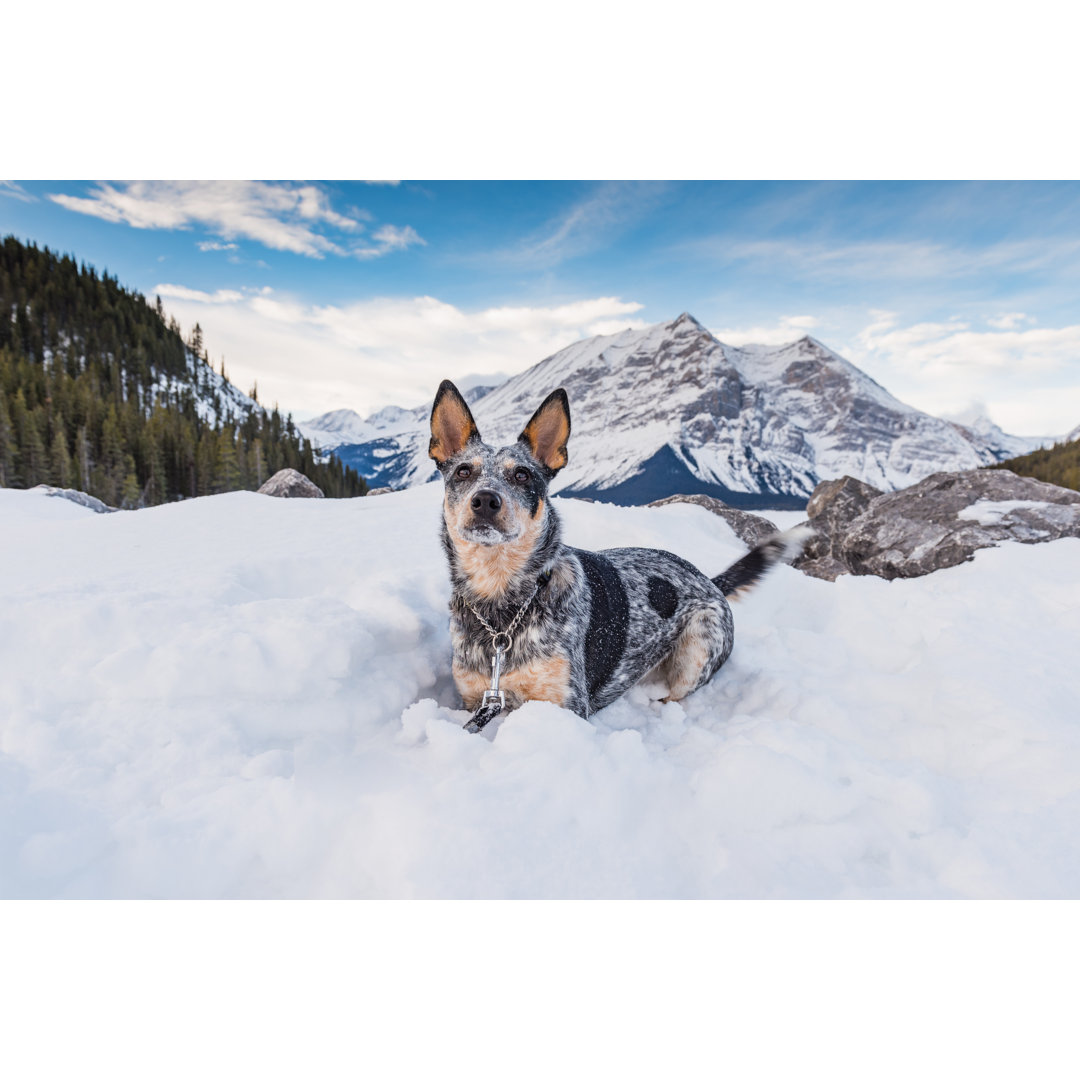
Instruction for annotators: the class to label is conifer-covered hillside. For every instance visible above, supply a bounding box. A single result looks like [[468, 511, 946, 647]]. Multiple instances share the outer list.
[[0, 236, 367, 505], [989, 434, 1080, 492]]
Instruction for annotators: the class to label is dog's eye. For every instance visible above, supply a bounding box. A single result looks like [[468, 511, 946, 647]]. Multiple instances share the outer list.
[[455, 465, 472, 479], [514, 467, 530, 485]]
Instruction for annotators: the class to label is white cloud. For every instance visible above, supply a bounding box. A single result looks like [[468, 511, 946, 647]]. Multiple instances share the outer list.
[[197, 240, 238, 252], [1, 180, 34, 202], [987, 312, 1030, 330], [353, 224, 425, 259], [155, 284, 245, 304], [711, 314, 820, 346], [847, 312, 1080, 435], [153, 286, 645, 417], [47, 181, 422, 261]]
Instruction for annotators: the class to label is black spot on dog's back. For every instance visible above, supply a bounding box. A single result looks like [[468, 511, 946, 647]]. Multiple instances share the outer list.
[[577, 550, 629, 704], [647, 576, 678, 619]]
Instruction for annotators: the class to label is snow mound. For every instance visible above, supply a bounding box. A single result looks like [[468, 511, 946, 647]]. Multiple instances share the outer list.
[[2, 486, 1079, 898]]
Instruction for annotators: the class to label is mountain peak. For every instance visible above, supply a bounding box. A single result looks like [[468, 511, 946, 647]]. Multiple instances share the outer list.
[[670, 312, 707, 333]]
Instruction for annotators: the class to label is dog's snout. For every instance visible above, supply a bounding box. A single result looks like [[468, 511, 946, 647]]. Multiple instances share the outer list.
[[471, 489, 502, 518]]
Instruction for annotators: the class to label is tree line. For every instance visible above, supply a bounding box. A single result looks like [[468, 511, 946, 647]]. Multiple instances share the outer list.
[[0, 235, 366, 504], [990, 437, 1080, 493]]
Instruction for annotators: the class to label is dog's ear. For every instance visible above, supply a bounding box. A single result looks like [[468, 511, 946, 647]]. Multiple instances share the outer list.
[[429, 380, 481, 465], [518, 388, 571, 475]]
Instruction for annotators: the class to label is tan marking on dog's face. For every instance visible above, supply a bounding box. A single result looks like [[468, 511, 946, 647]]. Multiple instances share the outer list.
[[446, 496, 547, 600]]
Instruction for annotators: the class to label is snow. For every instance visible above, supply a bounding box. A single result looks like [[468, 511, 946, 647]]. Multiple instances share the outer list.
[[957, 499, 1053, 525], [2, 485, 1079, 898]]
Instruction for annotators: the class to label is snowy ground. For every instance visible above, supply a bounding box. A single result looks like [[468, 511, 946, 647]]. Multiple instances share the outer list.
[[2, 484, 1079, 898]]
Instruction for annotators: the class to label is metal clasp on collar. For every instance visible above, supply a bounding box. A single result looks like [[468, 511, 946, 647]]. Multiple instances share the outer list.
[[480, 638, 509, 711]]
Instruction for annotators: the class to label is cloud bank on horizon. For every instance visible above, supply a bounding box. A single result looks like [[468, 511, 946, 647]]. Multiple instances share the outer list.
[[3, 179, 1080, 434]]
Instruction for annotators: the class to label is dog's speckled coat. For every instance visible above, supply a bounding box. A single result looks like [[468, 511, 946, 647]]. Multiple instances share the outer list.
[[429, 380, 802, 720]]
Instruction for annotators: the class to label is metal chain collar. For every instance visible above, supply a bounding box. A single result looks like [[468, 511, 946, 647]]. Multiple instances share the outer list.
[[464, 581, 540, 653]]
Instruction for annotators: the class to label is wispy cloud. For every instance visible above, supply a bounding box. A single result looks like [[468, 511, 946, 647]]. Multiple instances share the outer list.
[[1, 180, 34, 202], [197, 240, 238, 252], [690, 235, 1080, 284], [153, 285, 645, 415], [47, 181, 422, 260], [354, 224, 425, 259], [494, 181, 670, 268], [155, 284, 245, 304]]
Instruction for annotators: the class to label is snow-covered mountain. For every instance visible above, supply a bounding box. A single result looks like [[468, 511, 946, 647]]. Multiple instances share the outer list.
[[299, 383, 500, 486], [306, 314, 1049, 507]]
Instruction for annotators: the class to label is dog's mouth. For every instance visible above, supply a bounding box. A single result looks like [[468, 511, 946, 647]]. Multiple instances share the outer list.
[[460, 519, 519, 546]]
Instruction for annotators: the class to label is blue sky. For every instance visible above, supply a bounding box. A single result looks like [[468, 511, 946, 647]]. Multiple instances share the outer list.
[[3, 179, 1080, 433]]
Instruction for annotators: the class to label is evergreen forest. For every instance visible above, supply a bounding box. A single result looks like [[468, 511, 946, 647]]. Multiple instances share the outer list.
[[0, 235, 367, 506], [990, 437, 1080, 493]]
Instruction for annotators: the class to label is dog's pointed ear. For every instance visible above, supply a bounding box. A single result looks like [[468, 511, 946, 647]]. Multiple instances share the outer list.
[[518, 388, 570, 476], [429, 380, 481, 466]]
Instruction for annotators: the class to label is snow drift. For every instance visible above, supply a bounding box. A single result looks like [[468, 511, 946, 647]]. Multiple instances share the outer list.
[[2, 485, 1079, 898]]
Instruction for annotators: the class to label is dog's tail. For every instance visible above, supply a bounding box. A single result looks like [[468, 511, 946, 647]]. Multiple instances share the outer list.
[[712, 526, 812, 598]]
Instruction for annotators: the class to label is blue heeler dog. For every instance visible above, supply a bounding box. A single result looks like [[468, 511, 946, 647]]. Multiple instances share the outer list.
[[429, 379, 807, 731]]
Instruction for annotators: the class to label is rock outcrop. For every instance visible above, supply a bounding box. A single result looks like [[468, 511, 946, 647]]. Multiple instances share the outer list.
[[796, 470, 1080, 580], [257, 469, 325, 499], [794, 476, 882, 580], [31, 485, 116, 513], [647, 494, 782, 548]]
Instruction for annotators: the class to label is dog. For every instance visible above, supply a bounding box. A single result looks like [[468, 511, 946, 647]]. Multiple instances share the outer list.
[[429, 379, 807, 726]]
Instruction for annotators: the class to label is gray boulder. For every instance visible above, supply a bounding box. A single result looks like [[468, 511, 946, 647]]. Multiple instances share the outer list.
[[800, 469, 1080, 581], [794, 476, 882, 580], [257, 468, 325, 499], [647, 493, 782, 548], [31, 484, 116, 514]]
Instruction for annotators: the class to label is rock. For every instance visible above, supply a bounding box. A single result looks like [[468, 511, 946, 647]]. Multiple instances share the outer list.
[[794, 475, 882, 580], [257, 469, 325, 499], [647, 493, 782, 548], [835, 470, 1080, 580], [31, 484, 116, 514], [365, 486, 394, 496]]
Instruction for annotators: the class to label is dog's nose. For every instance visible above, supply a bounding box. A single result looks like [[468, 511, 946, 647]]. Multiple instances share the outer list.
[[471, 490, 502, 518]]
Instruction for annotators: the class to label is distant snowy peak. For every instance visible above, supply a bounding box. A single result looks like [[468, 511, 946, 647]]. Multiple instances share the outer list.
[[315, 314, 1047, 506], [943, 406, 1051, 460], [1067, 422, 1080, 444], [300, 382, 500, 453]]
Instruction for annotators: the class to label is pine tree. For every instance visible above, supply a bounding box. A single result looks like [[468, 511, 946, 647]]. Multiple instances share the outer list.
[[0, 387, 17, 486], [49, 428, 73, 488]]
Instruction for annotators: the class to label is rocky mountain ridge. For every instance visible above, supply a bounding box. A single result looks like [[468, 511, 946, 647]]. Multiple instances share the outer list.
[[302, 313, 1049, 507]]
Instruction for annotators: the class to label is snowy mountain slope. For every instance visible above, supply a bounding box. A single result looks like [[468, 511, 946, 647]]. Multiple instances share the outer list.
[[310, 315, 1045, 506], [2, 484, 1080, 899], [151, 348, 261, 427]]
